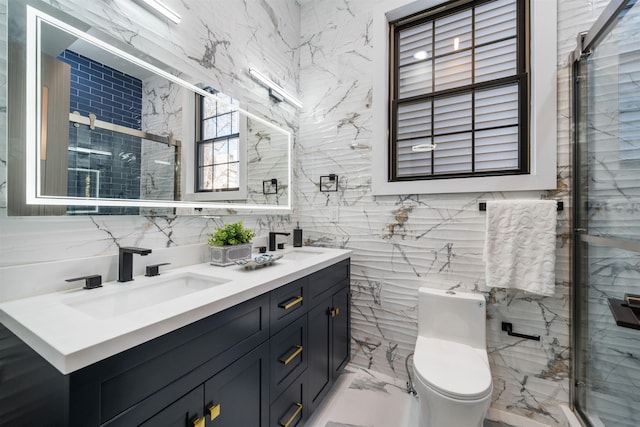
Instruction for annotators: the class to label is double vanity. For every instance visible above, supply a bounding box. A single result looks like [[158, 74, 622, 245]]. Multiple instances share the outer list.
[[0, 247, 351, 427]]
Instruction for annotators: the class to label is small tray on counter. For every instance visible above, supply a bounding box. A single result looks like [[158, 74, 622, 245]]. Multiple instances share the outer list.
[[235, 253, 283, 270]]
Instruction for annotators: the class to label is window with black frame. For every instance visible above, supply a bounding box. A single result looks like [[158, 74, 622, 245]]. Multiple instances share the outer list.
[[195, 89, 241, 192], [390, 0, 529, 181]]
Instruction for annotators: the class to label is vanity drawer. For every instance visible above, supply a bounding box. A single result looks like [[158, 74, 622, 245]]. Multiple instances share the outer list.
[[270, 374, 305, 427], [270, 314, 307, 401], [307, 259, 349, 307], [270, 277, 307, 333]]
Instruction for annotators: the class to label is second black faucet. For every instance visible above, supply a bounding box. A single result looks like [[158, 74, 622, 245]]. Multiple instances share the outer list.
[[268, 232, 290, 252]]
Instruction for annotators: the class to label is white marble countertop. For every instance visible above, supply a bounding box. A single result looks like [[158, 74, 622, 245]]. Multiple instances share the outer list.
[[0, 247, 351, 375]]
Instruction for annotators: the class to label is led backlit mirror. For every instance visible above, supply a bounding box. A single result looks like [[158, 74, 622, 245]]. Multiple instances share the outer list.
[[7, 3, 291, 215]]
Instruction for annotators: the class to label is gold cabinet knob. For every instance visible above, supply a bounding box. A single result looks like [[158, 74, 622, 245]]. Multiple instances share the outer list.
[[192, 416, 205, 427], [208, 403, 221, 421]]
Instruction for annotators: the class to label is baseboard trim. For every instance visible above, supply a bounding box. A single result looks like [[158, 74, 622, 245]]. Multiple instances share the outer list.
[[559, 405, 587, 427], [487, 408, 552, 427]]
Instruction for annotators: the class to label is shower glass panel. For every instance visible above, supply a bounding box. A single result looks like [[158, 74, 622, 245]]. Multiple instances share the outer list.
[[573, 1, 640, 426]]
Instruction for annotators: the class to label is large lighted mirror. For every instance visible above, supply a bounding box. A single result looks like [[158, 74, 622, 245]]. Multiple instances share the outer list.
[[7, 3, 291, 215]]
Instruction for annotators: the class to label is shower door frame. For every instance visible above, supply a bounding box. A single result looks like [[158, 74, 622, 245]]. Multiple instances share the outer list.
[[570, 0, 640, 425]]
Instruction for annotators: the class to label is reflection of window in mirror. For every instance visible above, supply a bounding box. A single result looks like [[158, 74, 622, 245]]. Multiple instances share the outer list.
[[196, 89, 240, 192], [188, 88, 247, 201]]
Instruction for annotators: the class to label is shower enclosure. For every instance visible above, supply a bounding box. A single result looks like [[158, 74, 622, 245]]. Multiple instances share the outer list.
[[572, 0, 640, 426]]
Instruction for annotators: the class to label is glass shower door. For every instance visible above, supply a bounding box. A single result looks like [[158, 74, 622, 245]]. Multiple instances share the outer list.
[[573, 1, 640, 426]]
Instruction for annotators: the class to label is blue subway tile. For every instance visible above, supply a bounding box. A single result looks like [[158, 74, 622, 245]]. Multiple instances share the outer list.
[[71, 81, 91, 95], [100, 98, 122, 109], [90, 87, 114, 101], [79, 64, 103, 80], [78, 76, 102, 91], [68, 51, 91, 67]]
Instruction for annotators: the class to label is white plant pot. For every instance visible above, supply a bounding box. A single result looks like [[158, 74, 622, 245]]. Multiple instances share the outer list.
[[209, 243, 252, 266]]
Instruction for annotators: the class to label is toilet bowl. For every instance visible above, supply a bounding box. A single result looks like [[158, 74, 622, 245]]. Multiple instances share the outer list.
[[413, 288, 493, 427]]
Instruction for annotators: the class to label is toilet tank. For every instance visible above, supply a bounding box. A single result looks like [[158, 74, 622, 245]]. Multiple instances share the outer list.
[[417, 287, 487, 349]]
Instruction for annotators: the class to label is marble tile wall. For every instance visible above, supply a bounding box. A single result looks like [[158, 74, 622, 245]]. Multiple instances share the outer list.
[[296, 0, 610, 425]]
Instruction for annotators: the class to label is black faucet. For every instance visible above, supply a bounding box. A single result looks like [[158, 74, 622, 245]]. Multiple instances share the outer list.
[[268, 232, 290, 252], [118, 247, 152, 282]]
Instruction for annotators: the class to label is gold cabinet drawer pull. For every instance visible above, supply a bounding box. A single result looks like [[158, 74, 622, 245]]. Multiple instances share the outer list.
[[279, 402, 303, 427], [192, 416, 205, 427], [330, 307, 340, 317], [280, 345, 303, 365], [208, 403, 221, 421], [279, 296, 303, 310]]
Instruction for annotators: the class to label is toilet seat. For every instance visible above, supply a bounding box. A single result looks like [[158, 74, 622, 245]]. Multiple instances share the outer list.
[[414, 337, 492, 401]]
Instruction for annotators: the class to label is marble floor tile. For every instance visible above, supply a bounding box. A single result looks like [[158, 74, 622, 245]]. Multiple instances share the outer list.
[[306, 365, 518, 427]]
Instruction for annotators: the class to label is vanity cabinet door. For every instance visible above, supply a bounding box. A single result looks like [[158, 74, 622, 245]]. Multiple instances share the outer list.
[[305, 293, 332, 414], [331, 284, 350, 381], [305, 282, 350, 415], [138, 385, 203, 427], [203, 341, 269, 427]]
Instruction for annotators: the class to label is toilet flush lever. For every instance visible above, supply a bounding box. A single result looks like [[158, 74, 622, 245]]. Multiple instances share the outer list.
[[501, 322, 540, 341]]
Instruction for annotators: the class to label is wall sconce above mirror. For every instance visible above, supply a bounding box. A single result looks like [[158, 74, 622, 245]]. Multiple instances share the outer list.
[[6, 1, 292, 216], [248, 68, 303, 109]]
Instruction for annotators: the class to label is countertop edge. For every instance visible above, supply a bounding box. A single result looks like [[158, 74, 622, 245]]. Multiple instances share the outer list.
[[0, 249, 352, 374]]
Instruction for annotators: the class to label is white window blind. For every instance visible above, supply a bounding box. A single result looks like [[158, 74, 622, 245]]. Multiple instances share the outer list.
[[392, 0, 525, 180]]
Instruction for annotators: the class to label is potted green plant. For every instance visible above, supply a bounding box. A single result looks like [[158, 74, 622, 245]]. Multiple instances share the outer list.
[[207, 221, 256, 266]]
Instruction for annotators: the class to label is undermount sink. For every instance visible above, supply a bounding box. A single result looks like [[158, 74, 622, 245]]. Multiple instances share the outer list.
[[281, 247, 326, 261], [64, 272, 230, 319]]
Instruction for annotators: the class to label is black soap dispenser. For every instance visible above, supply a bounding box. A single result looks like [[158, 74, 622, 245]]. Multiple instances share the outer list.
[[293, 222, 303, 247]]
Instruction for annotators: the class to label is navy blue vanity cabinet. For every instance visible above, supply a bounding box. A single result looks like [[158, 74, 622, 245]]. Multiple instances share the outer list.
[[305, 275, 350, 416], [0, 257, 351, 427]]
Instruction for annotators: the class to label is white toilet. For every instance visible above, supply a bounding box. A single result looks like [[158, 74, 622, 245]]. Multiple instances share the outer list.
[[413, 287, 493, 427]]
